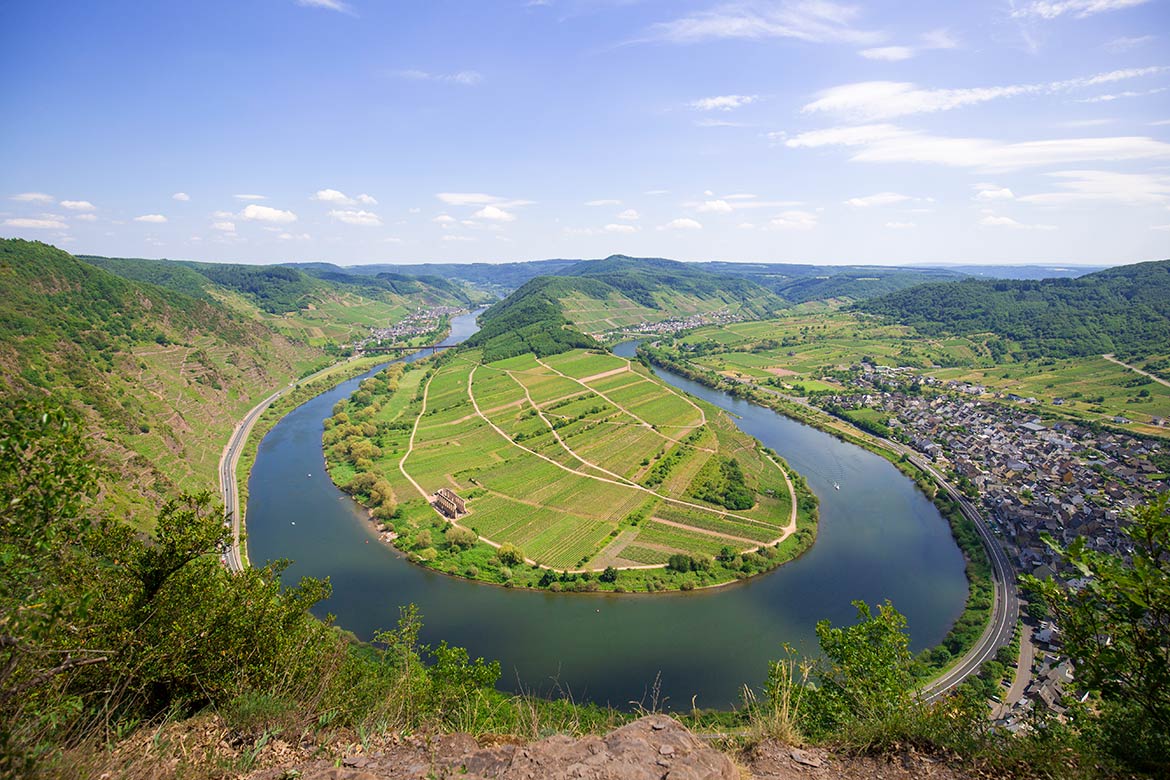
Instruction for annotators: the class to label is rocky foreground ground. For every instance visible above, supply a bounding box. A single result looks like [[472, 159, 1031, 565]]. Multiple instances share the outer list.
[[236, 715, 972, 780]]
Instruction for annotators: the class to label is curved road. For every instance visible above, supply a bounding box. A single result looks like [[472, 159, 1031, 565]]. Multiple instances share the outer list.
[[907, 447, 1018, 702], [218, 362, 355, 572]]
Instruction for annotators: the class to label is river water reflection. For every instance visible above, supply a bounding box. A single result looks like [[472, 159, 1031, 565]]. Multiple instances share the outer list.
[[247, 317, 966, 709]]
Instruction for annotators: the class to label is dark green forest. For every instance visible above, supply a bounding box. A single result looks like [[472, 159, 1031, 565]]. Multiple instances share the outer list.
[[856, 259, 1170, 359]]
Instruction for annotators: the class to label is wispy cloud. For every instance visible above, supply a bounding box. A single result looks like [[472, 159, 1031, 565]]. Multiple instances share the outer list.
[[659, 217, 703, 230], [234, 193, 268, 201], [687, 197, 802, 212], [769, 210, 818, 230], [980, 214, 1056, 230], [329, 209, 382, 226], [785, 123, 1170, 170], [604, 223, 639, 234], [472, 205, 516, 222], [1105, 34, 1155, 52], [690, 94, 758, 111], [585, 198, 622, 206], [885, 221, 916, 229], [4, 217, 66, 229], [859, 46, 913, 61], [844, 191, 911, 207], [394, 69, 483, 86], [802, 67, 1165, 120], [10, 192, 54, 203], [172, 192, 190, 201], [60, 200, 95, 211], [295, 0, 354, 15], [134, 214, 168, 223], [436, 192, 534, 209], [1011, 0, 1151, 20], [1017, 170, 1170, 205], [643, 1, 881, 46]]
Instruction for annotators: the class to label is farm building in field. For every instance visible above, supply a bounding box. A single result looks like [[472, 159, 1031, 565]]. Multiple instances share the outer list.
[[434, 487, 466, 518]]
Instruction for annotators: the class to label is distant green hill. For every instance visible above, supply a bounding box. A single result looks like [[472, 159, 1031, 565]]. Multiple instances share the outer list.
[[2, 240, 324, 522], [464, 255, 783, 360], [85, 255, 474, 350], [856, 259, 1170, 359]]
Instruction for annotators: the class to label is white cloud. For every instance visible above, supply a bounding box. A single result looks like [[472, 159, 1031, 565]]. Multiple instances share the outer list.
[[980, 215, 1056, 229], [769, 210, 818, 230], [436, 192, 532, 208], [4, 217, 67, 229], [134, 214, 168, 223], [432, 214, 457, 225], [690, 94, 758, 111], [617, 208, 640, 220], [645, 1, 881, 45], [1105, 35, 1154, 51], [695, 118, 749, 127], [234, 193, 267, 201], [1011, 0, 1151, 20], [976, 186, 1016, 201], [329, 209, 382, 226], [279, 232, 312, 240], [172, 192, 190, 201], [472, 205, 516, 222], [885, 221, 916, 229], [74, 213, 98, 222], [441, 234, 474, 242], [212, 221, 236, 233], [921, 28, 959, 50], [1078, 87, 1166, 103], [296, 0, 353, 14], [644, 189, 670, 196], [844, 191, 911, 207], [659, 217, 703, 230], [11, 192, 54, 203], [860, 46, 913, 61], [604, 223, 639, 234], [803, 67, 1166, 120], [240, 204, 297, 223], [394, 69, 483, 86], [698, 199, 735, 213], [1017, 170, 1170, 205], [59, 200, 95, 211], [313, 188, 378, 206], [785, 123, 1170, 170], [585, 199, 622, 206]]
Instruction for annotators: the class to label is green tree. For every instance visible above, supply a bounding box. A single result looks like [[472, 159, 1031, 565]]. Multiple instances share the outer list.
[[1025, 495, 1170, 772], [803, 600, 915, 736]]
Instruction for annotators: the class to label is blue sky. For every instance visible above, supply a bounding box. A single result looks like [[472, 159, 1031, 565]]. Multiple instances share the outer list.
[[2, 0, 1168, 266]]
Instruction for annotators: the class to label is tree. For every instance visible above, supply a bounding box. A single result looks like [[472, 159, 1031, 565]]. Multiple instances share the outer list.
[[497, 543, 524, 566], [803, 600, 915, 735], [599, 566, 618, 583], [1025, 495, 1170, 772]]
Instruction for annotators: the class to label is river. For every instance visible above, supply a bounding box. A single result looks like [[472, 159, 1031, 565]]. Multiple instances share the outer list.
[[247, 313, 967, 709]]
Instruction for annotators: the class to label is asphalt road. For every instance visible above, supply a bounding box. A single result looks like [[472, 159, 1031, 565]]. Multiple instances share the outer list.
[[217, 361, 354, 572]]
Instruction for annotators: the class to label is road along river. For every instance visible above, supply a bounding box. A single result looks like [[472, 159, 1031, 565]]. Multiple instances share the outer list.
[[245, 319, 968, 710]]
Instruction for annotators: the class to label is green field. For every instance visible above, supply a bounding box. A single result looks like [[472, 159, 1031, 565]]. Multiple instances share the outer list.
[[667, 312, 1170, 437], [324, 347, 816, 588]]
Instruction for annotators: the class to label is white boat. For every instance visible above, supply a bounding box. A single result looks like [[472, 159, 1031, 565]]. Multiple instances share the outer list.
[[833, 482, 840, 490]]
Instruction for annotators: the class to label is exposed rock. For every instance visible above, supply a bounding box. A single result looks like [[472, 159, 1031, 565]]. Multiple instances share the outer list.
[[255, 715, 737, 780]]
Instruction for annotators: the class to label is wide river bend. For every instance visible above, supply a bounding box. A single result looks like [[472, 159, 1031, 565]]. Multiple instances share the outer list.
[[247, 313, 967, 709]]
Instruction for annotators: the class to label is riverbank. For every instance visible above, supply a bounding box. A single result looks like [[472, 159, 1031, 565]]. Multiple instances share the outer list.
[[321, 347, 821, 594], [636, 343, 1000, 686]]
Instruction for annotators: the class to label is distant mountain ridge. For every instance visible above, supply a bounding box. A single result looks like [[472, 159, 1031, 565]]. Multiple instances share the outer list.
[[856, 259, 1170, 360]]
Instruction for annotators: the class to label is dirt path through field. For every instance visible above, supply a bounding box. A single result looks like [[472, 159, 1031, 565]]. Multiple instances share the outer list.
[[1103, 353, 1170, 389]]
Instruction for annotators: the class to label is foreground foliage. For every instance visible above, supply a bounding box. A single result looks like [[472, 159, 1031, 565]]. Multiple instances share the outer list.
[[0, 400, 614, 776]]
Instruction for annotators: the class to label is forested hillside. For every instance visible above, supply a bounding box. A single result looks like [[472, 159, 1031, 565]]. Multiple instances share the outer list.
[[857, 260, 1170, 359], [464, 255, 782, 360], [0, 240, 324, 521], [87, 255, 474, 350]]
